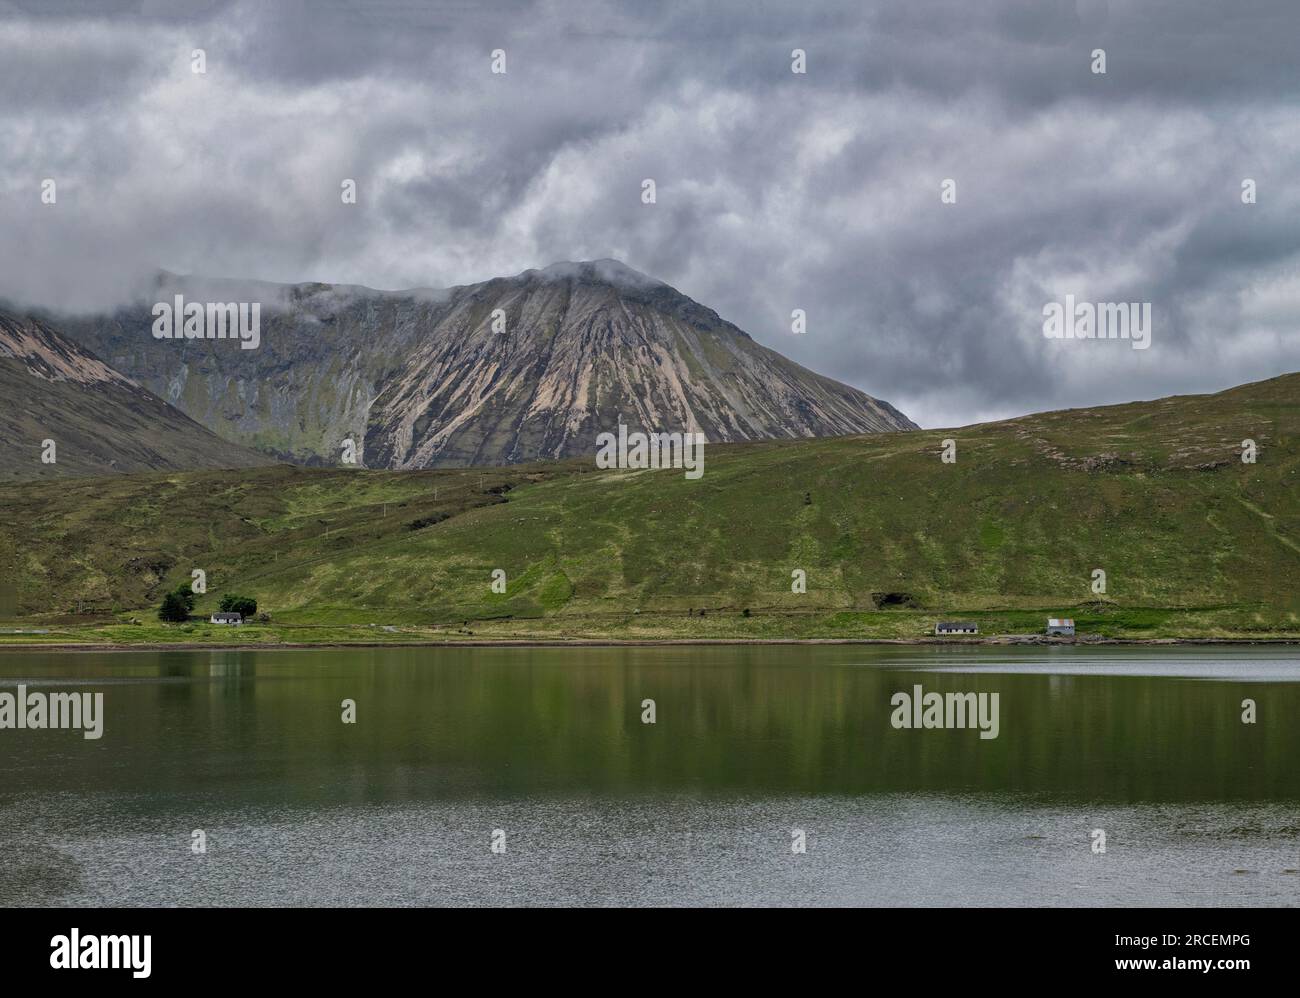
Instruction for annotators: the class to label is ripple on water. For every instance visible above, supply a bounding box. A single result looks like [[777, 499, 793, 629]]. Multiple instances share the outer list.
[[2, 793, 1297, 907]]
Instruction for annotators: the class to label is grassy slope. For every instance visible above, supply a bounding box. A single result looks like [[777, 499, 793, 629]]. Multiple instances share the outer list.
[[1, 373, 1297, 643]]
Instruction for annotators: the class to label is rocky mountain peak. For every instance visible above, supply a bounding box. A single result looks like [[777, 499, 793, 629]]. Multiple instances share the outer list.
[[53, 262, 918, 469]]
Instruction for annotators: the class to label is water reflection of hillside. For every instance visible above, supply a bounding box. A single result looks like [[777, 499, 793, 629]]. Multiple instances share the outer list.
[[2, 646, 1297, 805]]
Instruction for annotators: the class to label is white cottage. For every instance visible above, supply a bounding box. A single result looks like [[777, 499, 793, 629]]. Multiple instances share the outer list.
[[935, 621, 979, 635]]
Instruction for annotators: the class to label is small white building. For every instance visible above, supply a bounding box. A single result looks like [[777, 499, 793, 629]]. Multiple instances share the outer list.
[[935, 621, 979, 635], [1046, 618, 1075, 636], [210, 612, 243, 626]]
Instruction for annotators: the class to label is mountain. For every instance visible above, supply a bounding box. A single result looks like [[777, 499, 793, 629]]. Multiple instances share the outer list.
[[1, 372, 1295, 640], [0, 309, 274, 480], [53, 261, 917, 469]]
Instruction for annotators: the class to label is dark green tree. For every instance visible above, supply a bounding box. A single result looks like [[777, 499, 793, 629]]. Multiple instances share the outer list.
[[219, 594, 257, 617], [158, 591, 189, 622], [173, 583, 196, 612]]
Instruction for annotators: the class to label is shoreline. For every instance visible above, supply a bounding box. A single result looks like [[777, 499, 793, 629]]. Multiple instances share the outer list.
[[2, 635, 1300, 653]]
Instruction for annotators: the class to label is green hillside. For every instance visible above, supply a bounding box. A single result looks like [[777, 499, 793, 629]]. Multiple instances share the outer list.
[[2, 373, 1298, 644]]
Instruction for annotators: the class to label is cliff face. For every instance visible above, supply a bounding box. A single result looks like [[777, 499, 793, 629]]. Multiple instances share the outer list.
[[57, 260, 917, 469]]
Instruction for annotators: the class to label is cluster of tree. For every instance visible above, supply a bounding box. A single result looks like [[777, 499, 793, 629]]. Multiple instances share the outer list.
[[219, 594, 257, 617], [156, 588, 258, 622], [157, 583, 194, 622]]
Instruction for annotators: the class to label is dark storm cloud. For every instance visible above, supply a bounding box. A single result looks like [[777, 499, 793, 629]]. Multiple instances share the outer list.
[[1, 0, 1298, 426]]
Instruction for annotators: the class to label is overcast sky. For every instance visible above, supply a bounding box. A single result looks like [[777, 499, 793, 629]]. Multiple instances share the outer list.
[[2, 0, 1298, 427]]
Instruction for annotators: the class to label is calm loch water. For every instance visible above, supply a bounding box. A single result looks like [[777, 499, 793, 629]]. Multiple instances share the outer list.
[[1, 645, 1298, 907]]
